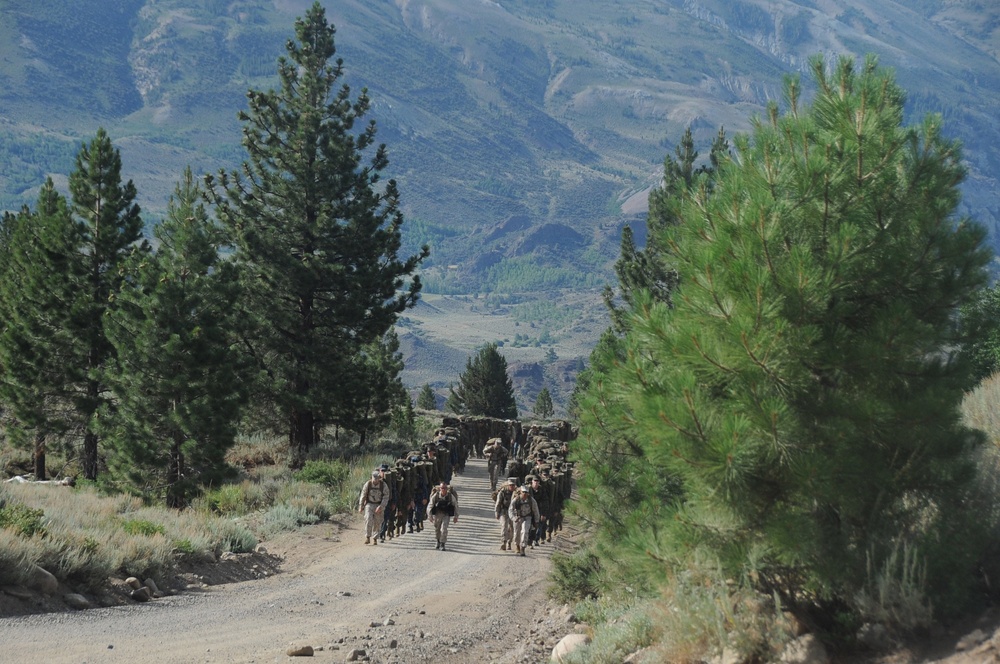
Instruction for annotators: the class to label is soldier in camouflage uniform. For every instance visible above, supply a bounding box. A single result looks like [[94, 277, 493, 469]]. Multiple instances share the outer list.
[[508, 485, 539, 556], [376, 464, 398, 542], [494, 477, 517, 551], [427, 482, 459, 550], [484, 437, 509, 491], [358, 470, 389, 545]]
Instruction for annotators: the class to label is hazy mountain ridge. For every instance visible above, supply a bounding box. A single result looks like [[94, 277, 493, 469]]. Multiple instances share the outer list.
[[2, 1, 999, 276], [2, 0, 1000, 411]]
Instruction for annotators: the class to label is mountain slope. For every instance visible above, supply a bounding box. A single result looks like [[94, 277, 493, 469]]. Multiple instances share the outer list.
[[1, 0, 999, 408]]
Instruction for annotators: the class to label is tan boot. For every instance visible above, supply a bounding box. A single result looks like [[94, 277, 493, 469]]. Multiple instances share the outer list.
[[365, 536, 370, 544], [501, 542, 507, 551]]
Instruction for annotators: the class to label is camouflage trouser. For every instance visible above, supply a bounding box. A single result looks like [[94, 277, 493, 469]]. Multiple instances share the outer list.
[[363, 503, 383, 539], [378, 503, 396, 539], [499, 513, 513, 545], [488, 461, 501, 490], [431, 512, 451, 544], [533, 515, 548, 544], [513, 517, 533, 549]]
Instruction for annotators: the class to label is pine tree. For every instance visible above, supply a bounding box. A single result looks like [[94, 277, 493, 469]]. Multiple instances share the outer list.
[[603, 126, 728, 331], [445, 384, 464, 415], [575, 55, 992, 617], [66, 128, 148, 480], [417, 383, 437, 410], [101, 169, 246, 508], [0, 182, 80, 479], [0, 129, 145, 484], [453, 343, 518, 419], [326, 330, 408, 447], [959, 283, 1000, 382], [533, 387, 554, 419], [205, 2, 427, 467]]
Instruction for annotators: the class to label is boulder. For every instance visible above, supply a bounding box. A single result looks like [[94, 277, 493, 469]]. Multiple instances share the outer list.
[[27, 565, 58, 595], [64, 593, 91, 610], [551, 633, 591, 663], [286, 645, 314, 656], [779, 634, 830, 664]]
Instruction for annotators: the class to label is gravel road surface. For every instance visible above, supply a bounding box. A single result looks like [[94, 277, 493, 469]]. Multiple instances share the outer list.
[[0, 458, 578, 664]]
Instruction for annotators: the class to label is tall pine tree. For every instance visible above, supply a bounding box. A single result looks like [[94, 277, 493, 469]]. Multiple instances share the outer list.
[[0, 181, 80, 479], [575, 55, 992, 619], [205, 2, 426, 467], [66, 128, 148, 480], [453, 343, 518, 419], [533, 387, 554, 419], [417, 383, 437, 410], [102, 169, 247, 507]]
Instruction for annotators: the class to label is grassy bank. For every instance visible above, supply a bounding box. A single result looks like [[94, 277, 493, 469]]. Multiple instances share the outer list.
[[0, 419, 437, 594]]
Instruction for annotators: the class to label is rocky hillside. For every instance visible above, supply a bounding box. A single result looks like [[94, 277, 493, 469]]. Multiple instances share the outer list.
[[2, 0, 999, 407]]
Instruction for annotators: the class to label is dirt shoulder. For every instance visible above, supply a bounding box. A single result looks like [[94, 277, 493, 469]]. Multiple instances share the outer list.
[[0, 458, 581, 664]]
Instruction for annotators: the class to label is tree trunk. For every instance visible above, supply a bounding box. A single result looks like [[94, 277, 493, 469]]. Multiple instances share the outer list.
[[166, 420, 185, 508], [33, 432, 46, 481], [83, 430, 98, 481], [289, 408, 314, 470]]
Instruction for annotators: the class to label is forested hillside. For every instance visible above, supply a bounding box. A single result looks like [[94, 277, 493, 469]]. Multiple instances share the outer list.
[[2, 0, 999, 410]]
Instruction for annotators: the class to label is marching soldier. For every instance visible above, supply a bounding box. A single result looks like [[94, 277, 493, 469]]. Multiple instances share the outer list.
[[484, 437, 509, 491], [508, 485, 539, 556], [494, 477, 517, 551], [427, 482, 459, 550], [358, 470, 389, 545]]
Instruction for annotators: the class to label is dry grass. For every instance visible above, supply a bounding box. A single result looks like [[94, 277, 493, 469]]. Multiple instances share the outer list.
[[0, 481, 256, 589]]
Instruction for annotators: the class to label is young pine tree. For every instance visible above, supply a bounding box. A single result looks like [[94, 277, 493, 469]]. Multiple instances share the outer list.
[[417, 383, 438, 410], [575, 54, 992, 620], [533, 387, 554, 419], [445, 384, 464, 415], [325, 329, 408, 448], [454, 343, 518, 419], [102, 169, 247, 508], [205, 2, 427, 467], [0, 181, 81, 479], [0, 131, 146, 482]]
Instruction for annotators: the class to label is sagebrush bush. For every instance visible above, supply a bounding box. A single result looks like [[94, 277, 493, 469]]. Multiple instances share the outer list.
[[0, 500, 47, 537], [0, 528, 44, 586], [295, 459, 349, 488], [0, 482, 258, 586], [259, 503, 320, 538], [549, 548, 602, 603]]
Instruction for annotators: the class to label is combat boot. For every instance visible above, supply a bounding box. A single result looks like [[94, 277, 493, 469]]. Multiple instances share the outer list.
[[440, 542, 446, 551], [515, 544, 522, 554], [365, 536, 370, 544], [372, 538, 378, 545], [501, 542, 507, 551]]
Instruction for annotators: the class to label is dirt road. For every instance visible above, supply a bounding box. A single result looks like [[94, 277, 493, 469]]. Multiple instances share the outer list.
[[0, 458, 577, 663]]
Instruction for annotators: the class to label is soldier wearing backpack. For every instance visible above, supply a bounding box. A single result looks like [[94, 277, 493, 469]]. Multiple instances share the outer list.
[[508, 485, 539, 556], [358, 470, 389, 545], [427, 482, 459, 551], [494, 477, 517, 551]]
